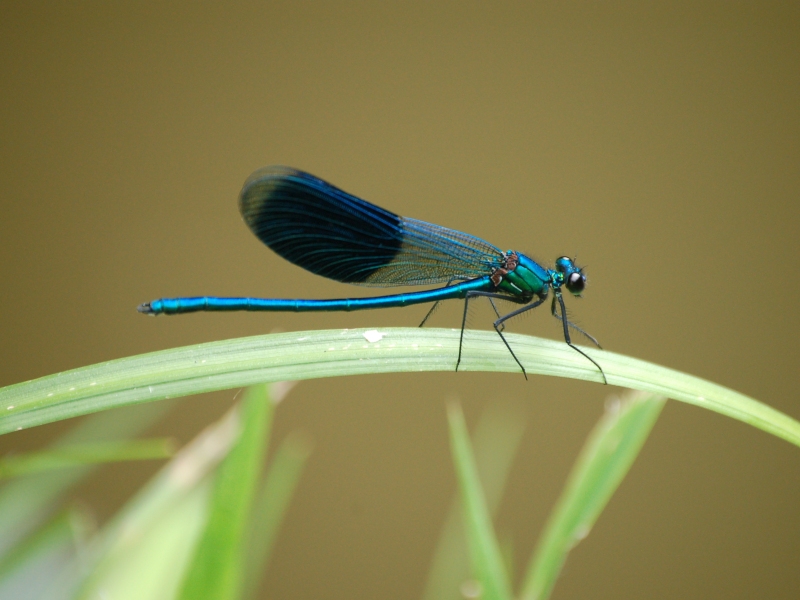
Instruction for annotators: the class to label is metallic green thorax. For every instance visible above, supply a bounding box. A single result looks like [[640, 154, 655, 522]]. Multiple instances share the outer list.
[[494, 252, 585, 301], [494, 252, 548, 299]]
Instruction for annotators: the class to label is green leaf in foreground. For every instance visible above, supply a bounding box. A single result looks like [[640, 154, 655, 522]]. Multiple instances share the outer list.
[[0, 438, 175, 480], [447, 401, 513, 600], [422, 401, 526, 600], [243, 430, 313, 600], [0, 402, 172, 563], [0, 329, 797, 449], [520, 391, 666, 600], [178, 384, 274, 600], [73, 403, 240, 600], [0, 508, 92, 600]]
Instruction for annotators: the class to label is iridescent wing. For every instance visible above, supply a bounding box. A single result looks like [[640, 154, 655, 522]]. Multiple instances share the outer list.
[[239, 166, 504, 287]]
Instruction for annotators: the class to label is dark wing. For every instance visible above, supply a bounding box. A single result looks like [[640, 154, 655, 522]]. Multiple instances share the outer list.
[[239, 166, 503, 287]]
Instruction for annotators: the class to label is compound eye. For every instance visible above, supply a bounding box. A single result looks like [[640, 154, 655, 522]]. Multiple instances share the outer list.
[[567, 272, 585, 294]]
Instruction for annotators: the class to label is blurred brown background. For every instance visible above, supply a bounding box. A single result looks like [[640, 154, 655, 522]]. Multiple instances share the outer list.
[[1, 2, 798, 598]]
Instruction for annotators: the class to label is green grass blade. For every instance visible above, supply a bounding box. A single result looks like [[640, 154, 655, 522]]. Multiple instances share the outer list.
[[178, 385, 273, 600], [0, 508, 91, 600], [77, 481, 211, 600], [520, 391, 666, 600], [0, 329, 797, 448], [446, 401, 513, 600], [0, 438, 174, 480], [422, 401, 526, 600], [0, 402, 171, 562], [73, 402, 241, 600], [243, 430, 313, 600]]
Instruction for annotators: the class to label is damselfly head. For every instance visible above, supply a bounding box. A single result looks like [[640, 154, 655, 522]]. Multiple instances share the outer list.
[[555, 256, 586, 296]]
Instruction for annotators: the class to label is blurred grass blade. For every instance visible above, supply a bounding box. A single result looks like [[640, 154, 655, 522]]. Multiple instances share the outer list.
[[498, 531, 515, 590], [72, 401, 241, 600], [0, 508, 92, 600], [422, 401, 525, 600], [520, 391, 666, 600], [178, 385, 274, 600], [446, 401, 513, 600], [0, 402, 172, 562], [0, 329, 798, 449], [243, 430, 313, 600], [76, 482, 211, 600], [0, 438, 174, 480]]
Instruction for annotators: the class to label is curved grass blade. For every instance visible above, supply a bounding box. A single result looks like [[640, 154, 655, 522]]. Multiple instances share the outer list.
[[0, 329, 797, 448], [520, 391, 666, 600]]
